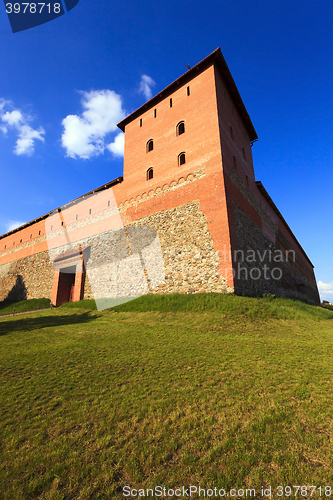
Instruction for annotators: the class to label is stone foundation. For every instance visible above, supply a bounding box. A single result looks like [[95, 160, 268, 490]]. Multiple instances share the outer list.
[[0, 251, 54, 302], [0, 200, 231, 304], [83, 200, 231, 298], [233, 203, 320, 304]]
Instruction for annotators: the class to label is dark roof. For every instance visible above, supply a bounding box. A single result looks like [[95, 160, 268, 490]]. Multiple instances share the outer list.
[[256, 181, 314, 268], [117, 47, 258, 142], [0, 177, 123, 241]]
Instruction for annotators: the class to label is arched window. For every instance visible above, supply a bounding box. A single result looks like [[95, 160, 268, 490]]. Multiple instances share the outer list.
[[146, 139, 154, 152], [176, 121, 185, 136], [178, 152, 186, 166], [230, 126, 234, 141], [233, 156, 237, 170], [147, 168, 153, 180]]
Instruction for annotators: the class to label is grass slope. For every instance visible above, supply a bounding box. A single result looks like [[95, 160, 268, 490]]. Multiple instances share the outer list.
[[0, 294, 333, 499], [0, 298, 51, 316], [62, 292, 331, 321]]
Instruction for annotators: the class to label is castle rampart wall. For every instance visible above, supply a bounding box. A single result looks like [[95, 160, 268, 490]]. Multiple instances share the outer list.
[[223, 169, 320, 304], [0, 167, 234, 302], [0, 250, 53, 302], [0, 49, 320, 305]]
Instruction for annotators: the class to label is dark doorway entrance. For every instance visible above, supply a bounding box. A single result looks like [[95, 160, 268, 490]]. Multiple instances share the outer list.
[[57, 265, 76, 306]]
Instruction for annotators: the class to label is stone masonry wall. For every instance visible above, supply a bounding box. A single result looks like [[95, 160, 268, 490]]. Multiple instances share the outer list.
[[233, 203, 320, 304], [128, 200, 231, 295], [0, 250, 54, 302], [83, 200, 232, 299], [0, 198, 232, 304]]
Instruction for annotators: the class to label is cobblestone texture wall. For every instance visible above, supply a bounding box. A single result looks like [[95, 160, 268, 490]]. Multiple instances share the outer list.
[[129, 200, 231, 295], [84, 200, 231, 298], [0, 199, 231, 303], [0, 251, 54, 302], [233, 203, 320, 304]]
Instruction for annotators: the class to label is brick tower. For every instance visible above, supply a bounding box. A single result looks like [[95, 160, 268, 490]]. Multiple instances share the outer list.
[[0, 48, 320, 305]]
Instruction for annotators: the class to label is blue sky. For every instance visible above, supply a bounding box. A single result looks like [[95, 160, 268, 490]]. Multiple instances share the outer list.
[[0, 0, 332, 301]]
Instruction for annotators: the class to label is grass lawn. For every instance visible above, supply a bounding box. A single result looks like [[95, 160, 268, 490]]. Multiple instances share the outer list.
[[0, 298, 51, 316], [1, 294, 333, 499]]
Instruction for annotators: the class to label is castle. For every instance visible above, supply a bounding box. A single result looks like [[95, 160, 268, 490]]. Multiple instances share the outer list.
[[0, 48, 321, 306]]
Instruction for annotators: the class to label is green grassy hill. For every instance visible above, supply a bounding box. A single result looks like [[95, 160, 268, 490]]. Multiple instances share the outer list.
[[1, 294, 333, 499], [0, 298, 51, 316]]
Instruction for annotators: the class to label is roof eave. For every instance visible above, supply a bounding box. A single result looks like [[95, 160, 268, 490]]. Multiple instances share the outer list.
[[0, 177, 123, 241], [117, 48, 258, 142], [256, 181, 315, 269]]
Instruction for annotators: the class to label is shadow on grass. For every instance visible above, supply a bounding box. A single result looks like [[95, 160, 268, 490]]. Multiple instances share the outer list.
[[0, 311, 96, 336]]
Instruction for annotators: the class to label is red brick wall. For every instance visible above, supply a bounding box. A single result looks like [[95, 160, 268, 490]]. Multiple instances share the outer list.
[[0, 58, 319, 303], [121, 65, 223, 197]]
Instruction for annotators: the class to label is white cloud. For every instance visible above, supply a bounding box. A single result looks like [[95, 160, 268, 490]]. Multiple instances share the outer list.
[[0, 100, 7, 113], [106, 132, 124, 157], [6, 220, 26, 232], [15, 125, 45, 156], [138, 75, 156, 101], [318, 281, 333, 301], [0, 99, 45, 156], [61, 90, 126, 159], [2, 109, 24, 126]]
